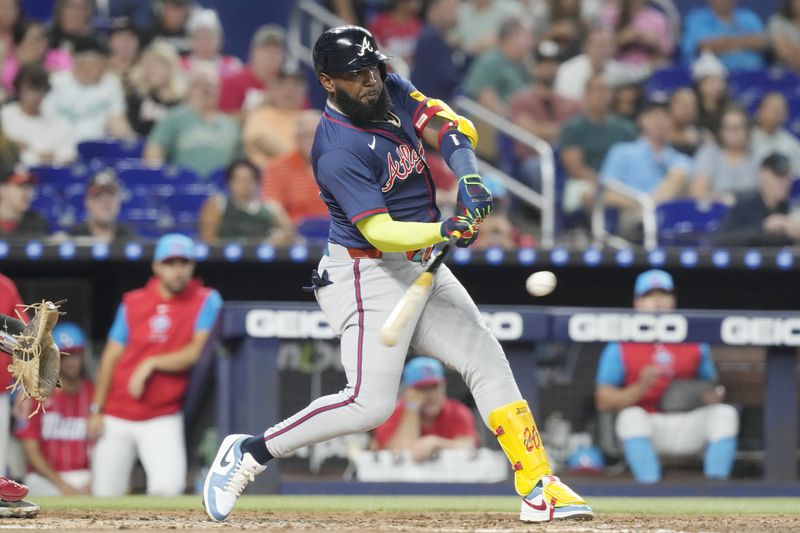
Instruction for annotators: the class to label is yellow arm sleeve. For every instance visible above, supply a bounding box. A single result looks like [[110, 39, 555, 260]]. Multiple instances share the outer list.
[[356, 213, 445, 252]]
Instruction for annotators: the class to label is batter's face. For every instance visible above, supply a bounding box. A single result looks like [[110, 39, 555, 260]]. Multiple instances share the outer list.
[[416, 382, 446, 419], [153, 258, 195, 295], [320, 65, 390, 123], [634, 290, 676, 312]]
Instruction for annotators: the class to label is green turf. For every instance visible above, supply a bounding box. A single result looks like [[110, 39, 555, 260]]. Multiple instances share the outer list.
[[31, 495, 800, 515]]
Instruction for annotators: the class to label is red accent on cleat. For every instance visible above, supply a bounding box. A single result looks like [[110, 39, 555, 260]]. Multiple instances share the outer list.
[[513, 461, 523, 471], [0, 477, 28, 502], [494, 426, 505, 436], [549, 497, 556, 521]]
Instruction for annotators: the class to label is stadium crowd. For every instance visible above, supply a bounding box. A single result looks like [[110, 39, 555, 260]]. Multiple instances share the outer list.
[[0, 0, 798, 248]]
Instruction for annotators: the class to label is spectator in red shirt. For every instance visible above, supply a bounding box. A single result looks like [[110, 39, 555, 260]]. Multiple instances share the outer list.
[[368, 0, 423, 67], [218, 25, 285, 115], [88, 233, 222, 496], [0, 167, 49, 239], [16, 322, 93, 496], [372, 357, 479, 462]]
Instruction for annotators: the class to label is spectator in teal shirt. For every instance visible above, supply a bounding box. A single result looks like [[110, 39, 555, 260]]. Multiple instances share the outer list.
[[144, 63, 240, 178], [461, 18, 534, 116], [681, 1, 766, 72]]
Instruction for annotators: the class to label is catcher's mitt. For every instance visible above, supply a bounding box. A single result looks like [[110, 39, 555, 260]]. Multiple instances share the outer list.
[[6, 300, 65, 414]]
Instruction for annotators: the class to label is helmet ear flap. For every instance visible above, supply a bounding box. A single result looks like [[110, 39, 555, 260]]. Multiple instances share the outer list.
[[378, 62, 387, 80]]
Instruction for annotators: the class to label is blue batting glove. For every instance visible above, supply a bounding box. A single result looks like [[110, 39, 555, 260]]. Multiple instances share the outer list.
[[457, 174, 493, 222]]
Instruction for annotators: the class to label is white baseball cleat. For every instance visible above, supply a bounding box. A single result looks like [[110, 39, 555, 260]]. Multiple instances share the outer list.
[[203, 434, 266, 522], [519, 475, 594, 522], [0, 500, 39, 518]]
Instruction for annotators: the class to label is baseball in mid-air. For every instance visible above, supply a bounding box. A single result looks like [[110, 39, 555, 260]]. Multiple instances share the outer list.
[[526, 271, 557, 297]]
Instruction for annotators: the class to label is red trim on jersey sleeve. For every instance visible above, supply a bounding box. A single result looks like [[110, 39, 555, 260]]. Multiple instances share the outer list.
[[350, 207, 389, 224]]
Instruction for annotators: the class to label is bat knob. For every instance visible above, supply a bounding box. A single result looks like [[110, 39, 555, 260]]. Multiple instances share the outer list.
[[379, 328, 398, 347]]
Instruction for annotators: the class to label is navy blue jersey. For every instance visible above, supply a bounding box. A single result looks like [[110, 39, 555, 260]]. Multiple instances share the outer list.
[[311, 73, 441, 248]]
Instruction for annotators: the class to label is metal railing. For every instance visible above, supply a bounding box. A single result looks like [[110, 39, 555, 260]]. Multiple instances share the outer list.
[[592, 180, 658, 250], [452, 96, 555, 248], [287, 0, 552, 247]]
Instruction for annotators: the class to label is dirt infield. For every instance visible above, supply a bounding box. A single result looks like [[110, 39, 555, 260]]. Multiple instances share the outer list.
[[1, 509, 797, 532]]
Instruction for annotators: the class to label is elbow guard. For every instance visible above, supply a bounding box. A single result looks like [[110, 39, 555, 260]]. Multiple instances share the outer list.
[[413, 96, 479, 150]]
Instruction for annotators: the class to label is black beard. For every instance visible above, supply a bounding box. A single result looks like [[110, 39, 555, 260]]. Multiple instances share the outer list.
[[333, 85, 391, 125]]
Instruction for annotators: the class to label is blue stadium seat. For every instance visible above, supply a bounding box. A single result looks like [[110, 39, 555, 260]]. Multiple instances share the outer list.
[[30, 165, 93, 188], [207, 167, 228, 191], [160, 191, 213, 237], [77, 139, 145, 162], [790, 179, 800, 201], [645, 66, 692, 101], [785, 96, 800, 139], [30, 187, 61, 227], [656, 199, 728, 246], [116, 163, 202, 205], [728, 70, 800, 110], [115, 163, 199, 186], [297, 217, 330, 242], [119, 203, 167, 240]]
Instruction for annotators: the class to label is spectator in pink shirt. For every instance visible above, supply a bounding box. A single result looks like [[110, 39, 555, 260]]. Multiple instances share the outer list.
[[2, 20, 71, 97], [600, 0, 674, 68]]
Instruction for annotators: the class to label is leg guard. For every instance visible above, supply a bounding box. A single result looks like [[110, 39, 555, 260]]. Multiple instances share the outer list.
[[488, 400, 551, 496]]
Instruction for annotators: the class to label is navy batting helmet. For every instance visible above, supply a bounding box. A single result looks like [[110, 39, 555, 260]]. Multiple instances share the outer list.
[[312, 25, 390, 79]]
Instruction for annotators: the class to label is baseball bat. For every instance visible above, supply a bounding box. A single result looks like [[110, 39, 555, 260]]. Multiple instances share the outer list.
[[379, 232, 461, 347]]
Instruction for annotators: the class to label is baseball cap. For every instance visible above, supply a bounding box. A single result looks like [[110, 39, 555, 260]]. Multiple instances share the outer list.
[[87, 169, 120, 196], [402, 357, 444, 388], [154, 233, 196, 262], [761, 152, 792, 177], [634, 269, 674, 297], [53, 322, 86, 354]]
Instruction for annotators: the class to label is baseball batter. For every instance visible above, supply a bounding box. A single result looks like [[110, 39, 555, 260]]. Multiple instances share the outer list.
[[204, 26, 592, 524]]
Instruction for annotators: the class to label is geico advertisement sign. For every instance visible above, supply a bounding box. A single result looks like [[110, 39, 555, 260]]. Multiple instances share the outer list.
[[721, 317, 800, 346], [246, 310, 335, 339], [568, 313, 688, 343], [245, 309, 525, 340]]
